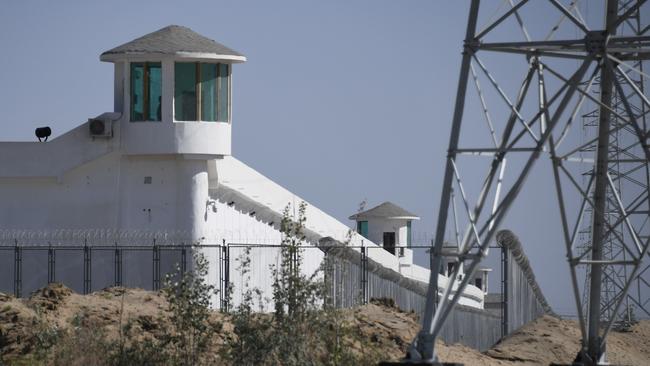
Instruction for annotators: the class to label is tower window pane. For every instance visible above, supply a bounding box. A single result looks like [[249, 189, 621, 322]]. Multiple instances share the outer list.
[[200, 63, 217, 121], [130, 62, 161, 122], [357, 221, 368, 239], [130, 63, 144, 121], [175, 63, 197, 121], [148, 64, 162, 121], [174, 62, 230, 122], [218, 63, 229, 122]]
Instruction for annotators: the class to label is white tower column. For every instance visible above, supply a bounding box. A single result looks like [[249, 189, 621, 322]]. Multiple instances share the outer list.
[[176, 157, 209, 243]]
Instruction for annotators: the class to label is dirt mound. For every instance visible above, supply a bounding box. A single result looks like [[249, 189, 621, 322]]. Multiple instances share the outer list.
[[0, 294, 39, 357], [1, 285, 649, 365], [486, 315, 650, 365], [28, 283, 73, 311]]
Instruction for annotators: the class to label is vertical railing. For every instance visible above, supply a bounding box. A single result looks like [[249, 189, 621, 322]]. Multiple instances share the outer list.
[[220, 241, 230, 312], [218, 240, 224, 308], [501, 243, 508, 338], [47, 243, 55, 284], [152, 241, 161, 291], [83, 241, 92, 294], [180, 243, 187, 275], [13, 240, 22, 298], [114, 243, 122, 287], [430, 240, 439, 311], [359, 244, 368, 305]]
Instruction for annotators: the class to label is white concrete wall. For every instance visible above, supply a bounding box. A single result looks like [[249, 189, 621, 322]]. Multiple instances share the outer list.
[[120, 121, 231, 156], [0, 151, 485, 308], [207, 199, 323, 311], [0, 147, 215, 295], [0, 153, 210, 238], [213, 156, 486, 309], [0, 152, 121, 229], [0, 116, 119, 178], [365, 217, 409, 247]]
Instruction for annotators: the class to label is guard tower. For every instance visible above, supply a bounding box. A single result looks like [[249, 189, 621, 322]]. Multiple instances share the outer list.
[[99, 25, 247, 241], [100, 25, 246, 156], [349, 201, 419, 255]]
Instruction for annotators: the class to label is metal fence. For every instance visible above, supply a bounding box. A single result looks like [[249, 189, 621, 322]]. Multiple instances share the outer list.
[[496, 230, 555, 334], [0, 241, 192, 298], [0, 231, 552, 351]]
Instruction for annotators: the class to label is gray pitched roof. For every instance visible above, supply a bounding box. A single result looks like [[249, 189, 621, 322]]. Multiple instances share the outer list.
[[100, 25, 245, 62], [349, 201, 419, 220]]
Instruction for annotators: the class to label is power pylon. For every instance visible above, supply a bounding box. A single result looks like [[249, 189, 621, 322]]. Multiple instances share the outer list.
[[579, 1, 650, 330], [404, 1, 650, 365]]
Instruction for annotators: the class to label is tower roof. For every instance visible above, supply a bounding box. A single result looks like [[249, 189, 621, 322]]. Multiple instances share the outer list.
[[100, 25, 246, 62], [349, 201, 419, 221]]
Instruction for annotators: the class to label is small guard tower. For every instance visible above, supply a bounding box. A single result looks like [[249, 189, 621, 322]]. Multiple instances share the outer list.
[[349, 201, 419, 255]]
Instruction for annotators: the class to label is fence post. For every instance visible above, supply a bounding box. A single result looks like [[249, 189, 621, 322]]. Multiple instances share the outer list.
[[219, 239, 224, 310], [152, 239, 160, 291], [501, 243, 508, 337], [430, 239, 438, 311], [114, 243, 122, 287], [360, 243, 368, 305], [323, 248, 331, 307], [221, 241, 230, 312], [47, 242, 55, 284], [181, 243, 187, 275], [225, 243, 230, 311], [14, 239, 22, 298], [83, 239, 91, 294]]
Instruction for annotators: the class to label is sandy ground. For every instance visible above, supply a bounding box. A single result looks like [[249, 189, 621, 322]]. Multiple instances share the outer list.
[[1, 284, 649, 365]]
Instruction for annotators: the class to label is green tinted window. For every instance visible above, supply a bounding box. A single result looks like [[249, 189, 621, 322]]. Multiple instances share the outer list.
[[130, 63, 144, 121], [200, 63, 217, 121], [175, 63, 197, 121], [148, 64, 162, 121], [174, 62, 230, 122], [130, 62, 161, 122], [357, 221, 369, 239], [218, 63, 229, 122]]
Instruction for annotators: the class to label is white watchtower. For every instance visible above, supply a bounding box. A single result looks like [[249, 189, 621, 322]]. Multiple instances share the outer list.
[[97, 25, 247, 242], [349, 201, 419, 255], [101, 25, 246, 156]]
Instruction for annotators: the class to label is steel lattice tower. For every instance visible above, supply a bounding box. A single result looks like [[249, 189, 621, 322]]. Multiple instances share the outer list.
[[579, 2, 649, 325], [402, 1, 650, 365]]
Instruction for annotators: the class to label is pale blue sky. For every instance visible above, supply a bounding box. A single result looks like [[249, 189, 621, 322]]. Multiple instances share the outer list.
[[1, 1, 639, 316]]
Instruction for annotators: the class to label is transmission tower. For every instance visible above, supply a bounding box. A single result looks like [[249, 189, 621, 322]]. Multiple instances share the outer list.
[[403, 1, 650, 365], [578, 2, 650, 327]]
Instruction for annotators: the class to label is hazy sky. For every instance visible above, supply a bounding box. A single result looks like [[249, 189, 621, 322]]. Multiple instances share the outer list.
[[1, 1, 644, 317]]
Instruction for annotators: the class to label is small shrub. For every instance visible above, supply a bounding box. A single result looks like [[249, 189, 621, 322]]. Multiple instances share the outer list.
[[221, 246, 273, 365], [29, 310, 63, 364], [161, 248, 220, 366], [220, 201, 383, 365], [48, 312, 113, 366]]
